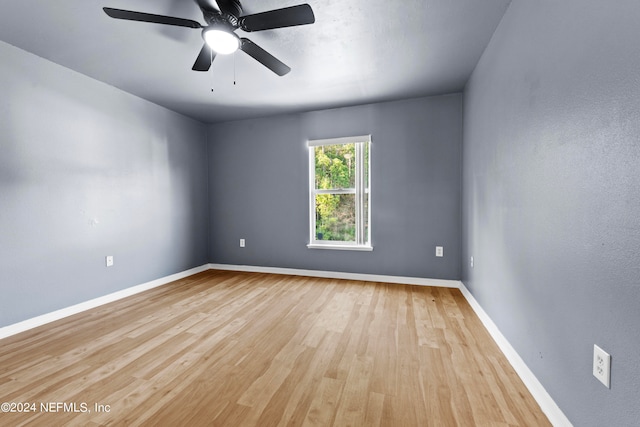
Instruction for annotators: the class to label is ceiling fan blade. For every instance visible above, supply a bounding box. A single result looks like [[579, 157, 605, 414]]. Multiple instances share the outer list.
[[194, 0, 221, 13], [240, 38, 291, 76], [240, 4, 315, 32], [192, 44, 216, 71], [103, 8, 202, 29]]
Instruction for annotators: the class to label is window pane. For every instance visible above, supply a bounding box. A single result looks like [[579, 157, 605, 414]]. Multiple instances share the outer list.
[[314, 144, 356, 189], [315, 194, 356, 242], [364, 192, 369, 244], [364, 143, 370, 189]]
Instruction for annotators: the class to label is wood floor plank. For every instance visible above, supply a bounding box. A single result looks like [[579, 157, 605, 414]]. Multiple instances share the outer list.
[[0, 271, 551, 426], [303, 377, 344, 427]]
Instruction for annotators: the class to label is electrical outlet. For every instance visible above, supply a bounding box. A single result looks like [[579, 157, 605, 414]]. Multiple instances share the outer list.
[[470, 256, 474, 268], [435, 246, 443, 257], [240, 239, 245, 248], [593, 344, 611, 388], [106, 256, 114, 267]]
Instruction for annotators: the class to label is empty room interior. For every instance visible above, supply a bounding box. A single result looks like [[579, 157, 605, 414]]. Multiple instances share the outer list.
[[1, 0, 638, 426]]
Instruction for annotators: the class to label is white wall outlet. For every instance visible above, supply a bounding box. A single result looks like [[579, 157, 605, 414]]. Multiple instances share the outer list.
[[470, 256, 474, 268], [593, 344, 611, 388], [105, 256, 114, 267], [240, 239, 245, 248], [435, 246, 443, 257]]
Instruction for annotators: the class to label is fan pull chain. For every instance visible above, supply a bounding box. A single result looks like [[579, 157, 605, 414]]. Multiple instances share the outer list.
[[233, 51, 237, 86], [210, 48, 214, 92]]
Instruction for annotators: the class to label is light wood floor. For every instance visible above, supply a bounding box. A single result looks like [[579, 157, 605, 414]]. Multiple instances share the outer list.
[[0, 270, 550, 426]]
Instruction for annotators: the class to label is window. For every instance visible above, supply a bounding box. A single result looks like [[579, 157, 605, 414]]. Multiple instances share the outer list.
[[308, 135, 371, 251]]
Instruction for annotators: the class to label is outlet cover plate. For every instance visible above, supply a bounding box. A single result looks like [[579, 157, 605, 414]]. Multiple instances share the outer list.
[[593, 344, 611, 388], [435, 246, 443, 257], [106, 256, 114, 267]]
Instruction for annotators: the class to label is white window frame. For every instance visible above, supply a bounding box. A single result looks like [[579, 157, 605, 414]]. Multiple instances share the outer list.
[[307, 135, 372, 251]]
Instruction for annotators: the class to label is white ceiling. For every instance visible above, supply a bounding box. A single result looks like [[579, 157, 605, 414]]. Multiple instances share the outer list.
[[0, 0, 511, 123]]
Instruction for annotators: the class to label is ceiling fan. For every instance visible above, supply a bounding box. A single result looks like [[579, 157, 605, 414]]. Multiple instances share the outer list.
[[103, 0, 315, 76]]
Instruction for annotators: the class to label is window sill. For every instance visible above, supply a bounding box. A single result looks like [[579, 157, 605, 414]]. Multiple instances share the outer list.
[[307, 243, 373, 252]]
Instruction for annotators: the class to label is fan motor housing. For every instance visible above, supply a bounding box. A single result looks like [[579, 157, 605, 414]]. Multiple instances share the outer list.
[[202, 0, 242, 25], [221, 0, 243, 18]]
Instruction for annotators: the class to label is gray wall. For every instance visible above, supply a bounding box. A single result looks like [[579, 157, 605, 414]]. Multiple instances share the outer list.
[[208, 95, 462, 279], [462, 1, 640, 425], [0, 41, 209, 328]]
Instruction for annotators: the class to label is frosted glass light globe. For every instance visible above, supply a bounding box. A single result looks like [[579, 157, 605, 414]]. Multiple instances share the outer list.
[[204, 29, 239, 55]]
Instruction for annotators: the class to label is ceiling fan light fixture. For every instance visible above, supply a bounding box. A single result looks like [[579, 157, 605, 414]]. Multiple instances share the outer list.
[[204, 27, 240, 55], [103, 2, 316, 74]]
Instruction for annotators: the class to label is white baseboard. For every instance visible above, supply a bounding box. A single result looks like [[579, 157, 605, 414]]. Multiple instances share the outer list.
[[208, 263, 460, 288], [0, 262, 569, 426], [458, 282, 572, 427], [0, 264, 210, 340]]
